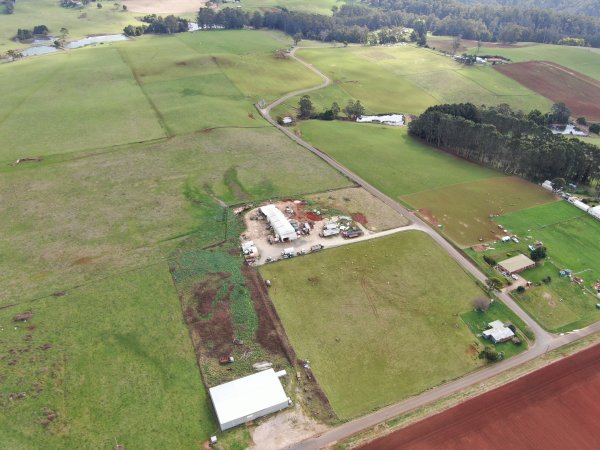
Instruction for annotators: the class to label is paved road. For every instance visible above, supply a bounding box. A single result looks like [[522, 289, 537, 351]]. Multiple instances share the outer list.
[[257, 47, 600, 450]]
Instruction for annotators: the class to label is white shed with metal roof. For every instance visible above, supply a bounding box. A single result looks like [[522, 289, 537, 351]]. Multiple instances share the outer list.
[[209, 369, 290, 431]]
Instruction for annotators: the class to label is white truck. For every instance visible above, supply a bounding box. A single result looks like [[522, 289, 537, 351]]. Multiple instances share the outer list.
[[320, 223, 340, 237], [281, 247, 296, 258]]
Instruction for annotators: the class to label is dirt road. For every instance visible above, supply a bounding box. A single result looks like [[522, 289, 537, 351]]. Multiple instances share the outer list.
[[256, 47, 600, 450]]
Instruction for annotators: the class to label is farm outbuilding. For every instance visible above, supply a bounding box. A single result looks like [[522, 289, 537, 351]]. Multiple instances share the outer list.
[[589, 205, 600, 220], [482, 320, 515, 344], [498, 254, 536, 274], [541, 180, 553, 191], [570, 198, 590, 212], [259, 204, 298, 242], [209, 369, 291, 431]]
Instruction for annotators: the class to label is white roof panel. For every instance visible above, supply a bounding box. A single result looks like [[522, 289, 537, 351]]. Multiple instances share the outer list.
[[209, 369, 288, 426]]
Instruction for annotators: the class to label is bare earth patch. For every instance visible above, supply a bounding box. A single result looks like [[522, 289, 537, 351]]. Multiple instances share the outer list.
[[123, 0, 206, 14], [495, 61, 600, 121], [250, 406, 329, 450], [308, 187, 409, 232]]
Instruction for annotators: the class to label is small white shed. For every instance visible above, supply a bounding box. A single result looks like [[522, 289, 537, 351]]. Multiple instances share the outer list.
[[209, 369, 290, 431]]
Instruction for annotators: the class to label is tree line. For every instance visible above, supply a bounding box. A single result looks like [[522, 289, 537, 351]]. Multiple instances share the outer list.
[[457, 0, 600, 20], [408, 103, 600, 184], [123, 14, 189, 36], [365, 0, 600, 46], [195, 1, 600, 48]]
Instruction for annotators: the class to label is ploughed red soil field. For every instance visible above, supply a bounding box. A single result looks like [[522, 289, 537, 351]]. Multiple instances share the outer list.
[[495, 61, 600, 121], [360, 343, 600, 450]]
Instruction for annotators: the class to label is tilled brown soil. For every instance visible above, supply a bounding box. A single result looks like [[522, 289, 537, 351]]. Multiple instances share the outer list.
[[496, 61, 600, 121], [360, 343, 600, 449]]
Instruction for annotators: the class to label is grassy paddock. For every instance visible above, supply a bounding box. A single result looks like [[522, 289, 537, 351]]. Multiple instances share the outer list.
[[0, 265, 215, 449], [261, 232, 486, 419], [0, 30, 321, 158], [0, 0, 137, 51], [299, 121, 498, 198], [0, 127, 350, 306], [402, 177, 558, 247], [496, 202, 600, 331], [296, 45, 550, 115]]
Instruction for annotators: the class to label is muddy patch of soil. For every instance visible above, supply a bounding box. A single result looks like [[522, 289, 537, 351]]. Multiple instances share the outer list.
[[186, 273, 235, 358], [242, 266, 288, 358], [352, 212, 368, 225]]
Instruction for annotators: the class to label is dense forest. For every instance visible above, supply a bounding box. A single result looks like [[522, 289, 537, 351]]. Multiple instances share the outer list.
[[457, 0, 600, 19], [408, 104, 600, 184], [199, 1, 600, 47], [366, 0, 600, 45]]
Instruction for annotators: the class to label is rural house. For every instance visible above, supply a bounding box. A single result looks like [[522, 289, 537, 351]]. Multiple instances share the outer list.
[[482, 320, 515, 343]]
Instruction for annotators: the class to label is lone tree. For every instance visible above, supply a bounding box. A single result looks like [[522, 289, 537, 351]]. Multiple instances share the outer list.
[[576, 116, 588, 126], [451, 35, 462, 54], [344, 100, 365, 120], [551, 177, 566, 191], [60, 27, 69, 38], [293, 32, 302, 46], [298, 95, 314, 119], [589, 123, 600, 134], [480, 346, 502, 362], [473, 297, 491, 312], [548, 102, 571, 124], [330, 102, 340, 119], [486, 277, 503, 291], [531, 246, 547, 261]]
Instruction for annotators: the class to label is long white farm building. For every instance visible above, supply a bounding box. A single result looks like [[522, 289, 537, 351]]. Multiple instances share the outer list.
[[209, 369, 291, 431], [260, 204, 298, 242]]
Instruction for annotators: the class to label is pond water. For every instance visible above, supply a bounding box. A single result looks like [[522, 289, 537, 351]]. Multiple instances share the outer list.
[[357, 114, 404, 126], [20, 34, 129, 57]]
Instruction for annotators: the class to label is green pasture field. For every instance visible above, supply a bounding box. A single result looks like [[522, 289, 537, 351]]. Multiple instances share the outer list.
[[299, 121, 498, 198], [243, 0, 341, 15], [0, 126, 350, 306], [0, 47, 165, 160], [0, 264, 215, 449], [577, 136, 600, 147], [471, 43, 600, 82], [402, 177, 558, 247], [0, 30, 319, 159], [296, 44, 550, 115], [261, 232, 487, 419], [0, 0, 137, 52], [496, 202, 600, 331]]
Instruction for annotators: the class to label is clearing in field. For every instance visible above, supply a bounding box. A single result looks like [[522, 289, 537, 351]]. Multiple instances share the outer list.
[[402, 177, 558, 247], [299, 121, 499, 199], [495, 61, 600, 121], [496, 202, 600, 331], [260, 232, 488, 419]]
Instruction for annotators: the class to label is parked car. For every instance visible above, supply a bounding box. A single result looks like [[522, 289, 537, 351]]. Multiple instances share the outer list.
[[342, 229, 363, 239]]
